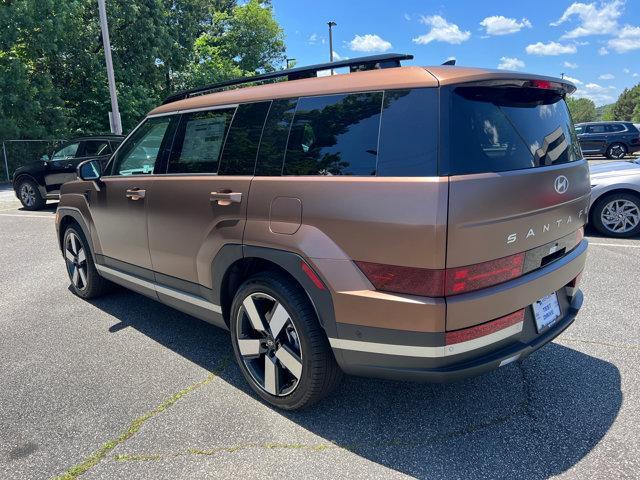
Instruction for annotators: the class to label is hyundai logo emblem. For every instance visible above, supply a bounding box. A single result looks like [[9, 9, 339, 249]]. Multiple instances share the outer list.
[[554, 175, 569, 194]]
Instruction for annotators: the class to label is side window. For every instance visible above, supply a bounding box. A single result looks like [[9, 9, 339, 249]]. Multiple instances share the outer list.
[[377, 88, 438, 176], [606, 124, 624, 132], [168, 108, 235, 174], [283, 92, 382, 176], [218, 101, 271, 175], [587, 124, 606, 134], [82, 140, 110, 157], [255, 98, 297, 176], [52, 142, 80, 160], [112, 117, 173, 176]]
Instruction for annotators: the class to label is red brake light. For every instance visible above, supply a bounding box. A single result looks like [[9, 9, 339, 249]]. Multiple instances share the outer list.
[[354, 261, 445, 297], [531, 79, 553, 89], [445, 309, 525, 345], [355, 252, 526, 298]]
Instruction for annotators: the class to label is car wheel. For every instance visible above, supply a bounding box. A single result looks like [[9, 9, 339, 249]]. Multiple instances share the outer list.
[[17, 178, 45, 210], [230, 271, 343, 410], [606, 143, 627, 159], [63, 226, 112, 299], [591, 193, 640, 238]]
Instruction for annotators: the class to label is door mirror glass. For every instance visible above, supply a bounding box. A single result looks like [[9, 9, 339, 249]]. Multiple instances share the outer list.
[[78, 159, 102, 181]]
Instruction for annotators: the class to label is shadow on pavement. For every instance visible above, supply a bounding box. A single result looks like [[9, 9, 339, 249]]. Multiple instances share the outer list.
[[90, 288, 621, 480]]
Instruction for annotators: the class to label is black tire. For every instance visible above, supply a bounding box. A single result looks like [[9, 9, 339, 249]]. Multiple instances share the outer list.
[[230, 271, 343, 410], [16, 178, 45, 210], [605, 143, 627, 159], [591, 192, 640, 238], [62, 226, 112, 299]]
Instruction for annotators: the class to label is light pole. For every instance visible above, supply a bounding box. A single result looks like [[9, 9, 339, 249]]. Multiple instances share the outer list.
[[97, 0, 122, 135], [327, 21, 337, 74]]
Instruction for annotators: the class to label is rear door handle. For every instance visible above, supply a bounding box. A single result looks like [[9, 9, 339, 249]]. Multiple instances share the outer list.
[[210, 191, 242, 206], [125, 188, 146, 201]]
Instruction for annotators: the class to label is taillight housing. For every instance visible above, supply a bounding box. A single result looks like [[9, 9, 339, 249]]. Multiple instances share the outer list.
[[445, 309, 525, 345], [355, 252, 526, 298]]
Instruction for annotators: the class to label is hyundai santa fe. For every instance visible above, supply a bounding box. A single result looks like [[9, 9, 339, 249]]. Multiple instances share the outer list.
[[55, 54, 589, 410]]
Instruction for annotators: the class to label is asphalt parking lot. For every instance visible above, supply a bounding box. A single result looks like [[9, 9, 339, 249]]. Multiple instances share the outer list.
[[0, 179, 639, 480]]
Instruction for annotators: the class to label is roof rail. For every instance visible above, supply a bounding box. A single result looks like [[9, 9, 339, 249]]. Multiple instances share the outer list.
[[162, 53, 414, 105]]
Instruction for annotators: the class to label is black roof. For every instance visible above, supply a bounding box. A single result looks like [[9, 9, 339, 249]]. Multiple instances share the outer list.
[[162, 53, 414, 105]]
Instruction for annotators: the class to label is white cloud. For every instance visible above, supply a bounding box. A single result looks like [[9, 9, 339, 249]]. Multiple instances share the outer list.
[[413, 15, 471, 45], [573, 82, 617, 106], [332, 51, 348, 61], [348, 34, 392, 52], [598, 73, 615, 80], [497, 57, 525, 70], [307, 33, 325, 45], [525, 41, 577, 55], [563, 61, 578, 69], [634, 73, 640, 77], [607, 25, 640, 53], [598, 46, 609, 55], [623, 68, 631, 73], [404, 13, 411, 21], [551, 0, 623, 38], [563, 75, 582, 85], [479, 16, 532, 36]]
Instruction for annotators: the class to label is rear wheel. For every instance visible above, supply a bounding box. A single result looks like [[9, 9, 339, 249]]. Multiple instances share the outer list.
[[63, 226, 112, 298], [606, 143, 627, 159], [17, 178, 45, 210], [591, 193, 640, 238], [230, 272, 342, 410]]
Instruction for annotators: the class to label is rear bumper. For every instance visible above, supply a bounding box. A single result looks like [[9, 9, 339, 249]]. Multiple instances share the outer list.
[[328, 239, 587, 382]]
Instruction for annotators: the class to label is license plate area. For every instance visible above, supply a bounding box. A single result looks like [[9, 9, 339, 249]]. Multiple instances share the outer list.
[[532, 292, 562, 333]]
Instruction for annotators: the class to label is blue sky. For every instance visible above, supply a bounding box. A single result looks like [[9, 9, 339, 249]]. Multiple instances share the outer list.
[[271, 0, 640, 105]]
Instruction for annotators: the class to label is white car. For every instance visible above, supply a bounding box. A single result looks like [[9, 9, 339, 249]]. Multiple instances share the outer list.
[[589, 158, 640, 237]]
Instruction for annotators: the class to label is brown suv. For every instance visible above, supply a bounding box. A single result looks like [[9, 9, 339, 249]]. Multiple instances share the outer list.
[[55, 54, 589, 410]]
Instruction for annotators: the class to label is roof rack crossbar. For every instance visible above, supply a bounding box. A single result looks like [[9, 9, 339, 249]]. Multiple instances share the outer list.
[[162, 53, 413, 105]]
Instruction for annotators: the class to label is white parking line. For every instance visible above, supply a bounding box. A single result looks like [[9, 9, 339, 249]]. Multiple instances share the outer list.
[[589, 242, 640, 248], [0, 213, 54, 219]]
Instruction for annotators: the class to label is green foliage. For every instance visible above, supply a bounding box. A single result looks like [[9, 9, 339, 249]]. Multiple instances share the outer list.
[[566, 96, 597, 123], [0, 0, 285, 141], [610, 84, 640, 121], [596, 103, 615, 121]]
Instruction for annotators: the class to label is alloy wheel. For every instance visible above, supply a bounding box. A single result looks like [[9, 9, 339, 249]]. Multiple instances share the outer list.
[[20, 183, 36, 207], [64, 232, 88, 291], [600, 199, 640, 234], [609, 144, 626, 159], [235, 292, 303, 397]]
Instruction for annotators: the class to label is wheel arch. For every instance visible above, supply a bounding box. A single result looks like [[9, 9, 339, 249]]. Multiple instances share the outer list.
[[13, 172, 47, 198], [212, 244, 338, 339], [56, 208, 94, 254], [590, 186, 640, 216]]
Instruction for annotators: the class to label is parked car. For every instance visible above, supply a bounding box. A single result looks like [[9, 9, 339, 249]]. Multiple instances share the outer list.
[[575, 121, 640, 159], [12, 135, 124, 210], [589, 158, 640, 237], [55, 54, 589, 409]]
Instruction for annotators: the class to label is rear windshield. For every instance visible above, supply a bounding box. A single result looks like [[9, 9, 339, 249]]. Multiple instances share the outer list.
[[444, 86, 582, 175]]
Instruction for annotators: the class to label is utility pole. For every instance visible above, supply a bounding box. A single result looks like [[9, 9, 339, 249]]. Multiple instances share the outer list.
[[97, 0, 122, 135], [327, 21, 337, 74]]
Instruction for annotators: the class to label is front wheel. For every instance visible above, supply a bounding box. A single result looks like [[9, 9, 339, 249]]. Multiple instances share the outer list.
[[230, 272, 342, 410], [17, 179, 45, 210], [606, 143, 627, 159], [63, 226, 112, 299], [591, 193, 640, 238]]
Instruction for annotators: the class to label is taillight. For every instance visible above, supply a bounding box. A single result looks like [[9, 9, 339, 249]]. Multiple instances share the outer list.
[[444, 253, 525, 296], [445, 309, 525, 345], [355, 252, 526, 298], [530, 79, 553, 89], [354, 261, 445, 297]]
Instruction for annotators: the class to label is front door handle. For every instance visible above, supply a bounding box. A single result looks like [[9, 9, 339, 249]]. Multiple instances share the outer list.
[[125, 188, 146, 201], [210, 191, 242, 206]]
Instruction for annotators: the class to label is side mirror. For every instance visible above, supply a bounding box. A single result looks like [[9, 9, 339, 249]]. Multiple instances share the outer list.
[[77, 159, 102, 181]]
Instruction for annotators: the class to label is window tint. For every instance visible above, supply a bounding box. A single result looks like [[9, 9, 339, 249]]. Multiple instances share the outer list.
[[82, 140, 110, 156], [113, 117, 172, 176], [446, 86, 581, 175], [168, 108, 235, 174], [586, 124, 606, 133], [575, 125, 584, 134], [52, 142, 80, 160], [606, 124, 625, 132], [284, 92, 382, 176], [218, 101, 271, 175], [377, 89, 438, 176], [255, 98, 297, 176]]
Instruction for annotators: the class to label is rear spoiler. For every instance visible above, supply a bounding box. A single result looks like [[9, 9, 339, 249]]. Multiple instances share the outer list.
[[457, 78, 576, 95]]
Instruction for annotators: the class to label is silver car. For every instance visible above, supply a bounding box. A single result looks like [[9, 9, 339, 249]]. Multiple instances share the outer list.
[[589, 158, 640, 237]]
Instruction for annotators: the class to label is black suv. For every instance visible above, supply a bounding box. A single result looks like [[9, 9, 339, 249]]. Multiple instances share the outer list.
[[12, 135, 124, 210], [575, 121, 640, 159]]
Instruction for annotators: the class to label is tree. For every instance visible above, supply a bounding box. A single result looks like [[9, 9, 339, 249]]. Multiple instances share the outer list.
[[566, 96, 596, 123], [611, 85, 640, 121]]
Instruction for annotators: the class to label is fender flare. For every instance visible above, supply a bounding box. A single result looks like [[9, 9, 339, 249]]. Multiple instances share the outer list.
[[56, 207, 94, 253]]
